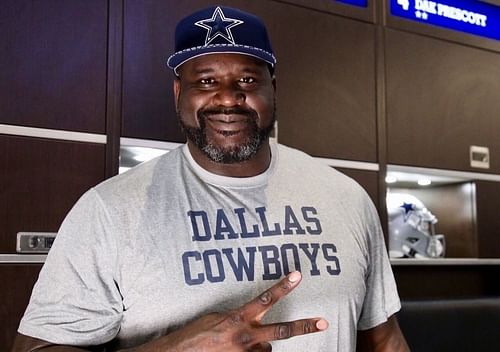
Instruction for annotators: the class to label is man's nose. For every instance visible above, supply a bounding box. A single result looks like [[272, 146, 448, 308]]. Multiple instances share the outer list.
[[213, 83, 246, 106]]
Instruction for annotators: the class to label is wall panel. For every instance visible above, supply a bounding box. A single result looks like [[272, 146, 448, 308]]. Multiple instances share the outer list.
[[122, 0, 210, 141], [0, 135, 106, 253], [476, 181, 500, 258], [386, 29, 500, 174], [0, 0, 108, 133], [0, 264, 43, 350], [271, 7, 377, 161]]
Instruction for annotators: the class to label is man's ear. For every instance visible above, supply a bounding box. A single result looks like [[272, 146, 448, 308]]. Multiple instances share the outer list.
[[173, 78, 181, 111]]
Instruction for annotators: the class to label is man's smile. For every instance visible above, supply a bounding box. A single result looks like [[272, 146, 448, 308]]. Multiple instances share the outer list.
[[206, 114, 253, 134]]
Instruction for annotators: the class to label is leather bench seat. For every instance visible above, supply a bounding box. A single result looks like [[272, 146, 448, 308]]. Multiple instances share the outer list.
[[397, 298, 500, 352]]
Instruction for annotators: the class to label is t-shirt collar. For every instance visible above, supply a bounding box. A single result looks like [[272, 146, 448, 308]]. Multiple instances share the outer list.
[[181, 140, 278, 188]]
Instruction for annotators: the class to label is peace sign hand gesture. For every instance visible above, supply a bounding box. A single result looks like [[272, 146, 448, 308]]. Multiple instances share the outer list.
[[143, 271, 328, 352]]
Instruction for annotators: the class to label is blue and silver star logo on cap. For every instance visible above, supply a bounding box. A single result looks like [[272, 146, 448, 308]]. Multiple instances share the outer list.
[[194, 6, 244, 46]]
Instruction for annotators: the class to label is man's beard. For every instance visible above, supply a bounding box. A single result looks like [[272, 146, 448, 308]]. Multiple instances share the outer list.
[[179, 105, 276, 164]]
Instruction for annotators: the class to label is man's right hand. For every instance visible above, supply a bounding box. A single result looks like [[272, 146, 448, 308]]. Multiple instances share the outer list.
[[12, 271, 328, 352], [140, 270, 328, 351]]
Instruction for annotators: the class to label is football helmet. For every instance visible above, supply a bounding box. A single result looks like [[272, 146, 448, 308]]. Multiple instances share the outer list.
[[387, 193, 445, 258]]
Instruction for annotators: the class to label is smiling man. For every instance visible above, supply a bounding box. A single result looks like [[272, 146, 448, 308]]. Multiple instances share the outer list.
[[13, 5, 409, 352], [175, 53, 276, 174]]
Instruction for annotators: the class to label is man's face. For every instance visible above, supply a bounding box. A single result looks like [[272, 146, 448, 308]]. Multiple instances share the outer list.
[[174, 53, 276, 164]]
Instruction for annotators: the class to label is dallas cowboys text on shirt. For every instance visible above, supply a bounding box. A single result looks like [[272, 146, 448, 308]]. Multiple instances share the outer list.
[[181, 205, 341, 285]]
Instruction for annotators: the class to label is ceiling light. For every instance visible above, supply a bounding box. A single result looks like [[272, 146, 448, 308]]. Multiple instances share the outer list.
[[385, 175, 398, 184], [132, 148, 168, 162], [417, 178, 431, 186]]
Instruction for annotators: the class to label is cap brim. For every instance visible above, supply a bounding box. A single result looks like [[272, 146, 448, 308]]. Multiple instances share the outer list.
[[167, 45, 276, 75]]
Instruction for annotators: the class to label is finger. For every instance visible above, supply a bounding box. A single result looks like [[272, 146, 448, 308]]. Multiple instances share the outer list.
[[247, 342, 272, 352], [238, 271, 302, 321], [253, 318, 329, 344]]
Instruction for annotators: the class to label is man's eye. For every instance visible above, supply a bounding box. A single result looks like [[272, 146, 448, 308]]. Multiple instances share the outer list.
[[199, 78, 215, 84], [240, 77, 256, 84]]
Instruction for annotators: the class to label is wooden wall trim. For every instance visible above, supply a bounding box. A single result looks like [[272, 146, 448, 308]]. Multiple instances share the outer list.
[[0, 255, 46, 264], [0, 124, 106, 144], [375, 0, 388, 236], [315, 157, 379, 171], [105, 0, 124, 178], [388, 164, 500, 183], [120, 137, 183, 151], [392, 258, 500, 265]]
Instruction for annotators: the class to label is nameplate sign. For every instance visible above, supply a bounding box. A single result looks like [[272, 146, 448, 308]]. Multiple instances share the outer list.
[[391, 0, 500, 41], [336, 0, 369, 8]]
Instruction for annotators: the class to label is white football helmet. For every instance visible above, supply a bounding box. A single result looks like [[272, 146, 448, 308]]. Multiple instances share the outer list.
[[387, 193, 445, 258]]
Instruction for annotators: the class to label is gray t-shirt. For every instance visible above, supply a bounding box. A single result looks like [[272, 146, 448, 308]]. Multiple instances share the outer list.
[[19, 142, 400, 351]]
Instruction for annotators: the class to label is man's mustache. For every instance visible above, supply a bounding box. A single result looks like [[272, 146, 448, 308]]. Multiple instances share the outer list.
[[198, 106, 258, 119]]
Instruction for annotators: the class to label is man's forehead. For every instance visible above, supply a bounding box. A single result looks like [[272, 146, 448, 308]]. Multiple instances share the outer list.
[[178, 53, 268, 75]]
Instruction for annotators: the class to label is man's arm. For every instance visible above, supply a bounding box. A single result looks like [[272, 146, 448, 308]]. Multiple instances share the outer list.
[[12, 271, 327, 352], [11, 334, 100, 352], [356, 315, 410, 352]]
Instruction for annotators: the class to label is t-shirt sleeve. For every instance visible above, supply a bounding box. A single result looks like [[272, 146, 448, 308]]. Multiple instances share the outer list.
[[357, 197, 401, 331], [18, 188, 123, 346]]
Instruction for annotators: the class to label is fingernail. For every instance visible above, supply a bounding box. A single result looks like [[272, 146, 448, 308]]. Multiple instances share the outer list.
[[316, 319, 329, 330], [288, 271, 301, 282]]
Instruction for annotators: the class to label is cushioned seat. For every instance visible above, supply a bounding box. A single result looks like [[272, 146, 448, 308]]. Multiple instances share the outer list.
[[397, 298, 500, 352]]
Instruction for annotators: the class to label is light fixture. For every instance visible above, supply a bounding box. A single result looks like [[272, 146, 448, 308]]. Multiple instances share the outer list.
[[132, 148, 168, 162], [385, 175, 397, 184], [417, 178, 431, 186]]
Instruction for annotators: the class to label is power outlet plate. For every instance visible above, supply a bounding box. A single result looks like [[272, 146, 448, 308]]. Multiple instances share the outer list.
[[16, 232, 57, 253], [470, 145, 490, 169]]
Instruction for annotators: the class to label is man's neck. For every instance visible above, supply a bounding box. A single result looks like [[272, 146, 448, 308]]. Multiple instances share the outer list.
[[186, 141, 272, 178]]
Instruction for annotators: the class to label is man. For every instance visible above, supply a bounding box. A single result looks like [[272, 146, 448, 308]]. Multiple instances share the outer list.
[[13, 5, 409, 352]]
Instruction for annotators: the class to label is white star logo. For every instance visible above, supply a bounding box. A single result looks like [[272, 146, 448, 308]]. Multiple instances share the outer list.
[[195, 7, 244, 46]]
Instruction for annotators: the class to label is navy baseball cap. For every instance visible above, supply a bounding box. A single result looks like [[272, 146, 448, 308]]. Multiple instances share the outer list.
[[167, 6, 276, 75]]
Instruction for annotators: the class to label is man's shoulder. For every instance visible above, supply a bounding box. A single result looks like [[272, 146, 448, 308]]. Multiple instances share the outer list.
[[274, 143, 372, 210], [93, 146, 184, 202]]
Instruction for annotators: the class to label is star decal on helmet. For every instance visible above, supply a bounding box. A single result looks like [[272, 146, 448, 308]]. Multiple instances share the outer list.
[[400, 202, 414, 214], [194, 6, 244, 46]]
